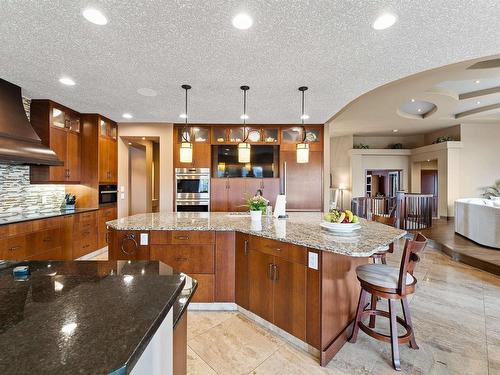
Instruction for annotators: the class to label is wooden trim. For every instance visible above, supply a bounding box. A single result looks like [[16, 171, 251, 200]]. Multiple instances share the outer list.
[[320, 321, 354, 366]]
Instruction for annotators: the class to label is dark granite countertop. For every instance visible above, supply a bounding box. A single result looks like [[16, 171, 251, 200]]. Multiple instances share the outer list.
[[0, 207, 99, 226], [0, 260, 191, 375]]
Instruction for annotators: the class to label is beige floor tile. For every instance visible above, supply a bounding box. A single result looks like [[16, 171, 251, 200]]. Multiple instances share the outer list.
[[187, 311, 236, 341], [188, 314, 283, 375], [187, 346, 217, 375]]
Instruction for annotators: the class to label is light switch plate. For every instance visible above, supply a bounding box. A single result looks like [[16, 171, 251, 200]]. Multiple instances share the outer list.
[[140, 233, 148, 245], [120, 193, 125, 200], [120, 186, 125, 192], [308, 252, 318, 270]]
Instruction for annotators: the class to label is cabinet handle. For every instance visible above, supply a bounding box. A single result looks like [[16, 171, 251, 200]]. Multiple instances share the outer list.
[[275, 248, 281, 252], [226, 178, 229, 189], [174, 235, 190, 240], [68, 169, 71, 177], [105, 231, 109, 244], [43, 237, 52, 242], [175, 257, 188, 262], [243, 240, 248, 255], [268, 263, 274, 280], [273, 264, 279, 281], [83, 244, 90, 249], [82, 231, 90, 236], [9, 246, 21, 251]]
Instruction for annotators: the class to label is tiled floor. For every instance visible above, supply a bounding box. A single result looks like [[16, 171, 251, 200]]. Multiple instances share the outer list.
[[89, 240, 500, 374]]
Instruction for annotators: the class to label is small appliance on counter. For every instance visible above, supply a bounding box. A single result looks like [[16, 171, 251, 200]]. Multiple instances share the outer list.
[[61, 194, 76, 211]]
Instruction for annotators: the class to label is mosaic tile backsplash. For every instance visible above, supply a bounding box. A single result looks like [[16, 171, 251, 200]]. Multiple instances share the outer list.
[[0, 164, 65, 215]]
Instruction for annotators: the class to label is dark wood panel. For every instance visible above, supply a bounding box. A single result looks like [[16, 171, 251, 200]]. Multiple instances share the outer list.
[[248, 249, 274, 322], [170, 231, 215, 245], [49, 126, 67, 181], [306, 249, 321, 349], [248, 236, 307, 265], [262, 178, 280, 208], [227, 179, 246, 211], [98, 207, 117, 249], [98, 136, 109, 183], [31, 217, 63, 231], [210, 178, 228, 212], [273, 257, 307, 341], [235, 232, 250, 309], [190, 274, 214, 303], [7, 221, 33, 236], [280, 150, 323, 211], [215, 231, 235, 302], [108, 229, 150, 260], [150, 244, 214, 274], [173, 311, 188, 375], [66, 131, 81, 182]]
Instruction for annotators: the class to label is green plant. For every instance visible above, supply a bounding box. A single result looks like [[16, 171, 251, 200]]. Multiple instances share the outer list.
[[390, 143, 403, 149], [244, 195, 269, 212], [483, 180, 500, 198], [354, 143, 370, 149], [433, 136, 453, 144]]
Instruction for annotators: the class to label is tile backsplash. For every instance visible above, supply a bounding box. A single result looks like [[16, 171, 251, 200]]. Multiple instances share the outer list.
[[0, 164, 65, 215]]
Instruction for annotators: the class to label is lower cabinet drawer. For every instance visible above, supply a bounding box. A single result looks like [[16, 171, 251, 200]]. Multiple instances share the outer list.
[[2, 235, 27, 259], [190, 274, 214, 303], [73, 236, 97, 259], [150, 245, 214, 274], [33, 228, 62, 253], [249, 236, 307, 265], [0, 225, 8, 239]]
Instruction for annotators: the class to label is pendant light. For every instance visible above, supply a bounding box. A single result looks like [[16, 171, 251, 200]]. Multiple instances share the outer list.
[[296, 86, 310, 163], [179, 84, 193, 163], [238, 85, 251, 163]]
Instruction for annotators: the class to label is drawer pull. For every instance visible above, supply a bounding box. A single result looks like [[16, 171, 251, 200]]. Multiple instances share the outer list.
[[175, 257, 188, 262], [43, 237, 52, 242], [174, 235, 190, 240], [83, 244, 90, 249], [268, 263, 274, 280], [275, 248, 281, 252], [272, 264, 279, 281], [9, 246, 22, 251], [243, 240, 248, 255], [82, 231, 90, 236]]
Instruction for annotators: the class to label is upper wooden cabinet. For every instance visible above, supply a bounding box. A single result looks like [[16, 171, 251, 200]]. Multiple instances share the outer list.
[[30, 100, 81, 183], [173, 125, 211, 168], [98, 117, 118, 183], [212, 126, 280, 144], [281, 125, 322, 151]]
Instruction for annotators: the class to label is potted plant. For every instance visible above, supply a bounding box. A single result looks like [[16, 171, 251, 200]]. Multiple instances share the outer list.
[[245, 195, 269, 221], [483, 180, 500, 204]]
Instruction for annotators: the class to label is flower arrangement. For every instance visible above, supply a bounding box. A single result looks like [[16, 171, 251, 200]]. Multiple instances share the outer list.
[[245, 195, 269, 213]]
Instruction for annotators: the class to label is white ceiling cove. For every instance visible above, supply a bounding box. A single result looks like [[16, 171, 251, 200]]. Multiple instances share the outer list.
[[1, 1, 500, 124]]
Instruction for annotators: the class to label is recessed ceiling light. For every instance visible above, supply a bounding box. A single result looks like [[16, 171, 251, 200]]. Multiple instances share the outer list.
[[475, 80, 480, 84], [411, 98, 415, 102], [128, 142, 132, 145], [240, 114, 249, 120], [137, 88, 158, 97], [232, 13, 253, 30], [59, 77, 75, 86], [142, 137, 146, 140], [179, 113, 188, 119], [417, 108, 422, 112], [476, 101, 481, 105], [300, 114, 310, 120], [82, 8, 108, 25], [393, 129, 398, 133], [372, 13, 397, 30], [122, 113, 133, 119]]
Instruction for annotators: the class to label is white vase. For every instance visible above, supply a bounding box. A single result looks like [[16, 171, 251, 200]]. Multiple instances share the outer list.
[[250, 210, 262, 221]]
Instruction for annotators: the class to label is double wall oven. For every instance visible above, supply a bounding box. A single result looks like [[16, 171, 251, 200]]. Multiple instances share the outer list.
[[175, 168, 210, 212]]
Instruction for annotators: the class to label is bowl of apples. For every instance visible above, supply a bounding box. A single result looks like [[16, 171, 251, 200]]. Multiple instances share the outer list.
[[321, 209, 361, 232]]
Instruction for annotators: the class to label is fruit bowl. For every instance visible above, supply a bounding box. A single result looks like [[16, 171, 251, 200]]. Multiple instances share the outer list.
[[320, 221, 361, 233]]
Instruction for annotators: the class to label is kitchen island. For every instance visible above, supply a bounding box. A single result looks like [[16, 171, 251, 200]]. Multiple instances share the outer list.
[[0, 260, 196, 375], [107, 212, 406, 366]]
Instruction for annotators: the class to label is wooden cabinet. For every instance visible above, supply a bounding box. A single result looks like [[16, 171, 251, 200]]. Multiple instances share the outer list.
[[245, 178, 280, 207], [98, 206, 117, 249], [30, 100, 81, 183], [174, 126, 211, 168], [235, 233, 249, 309], [151, 245, 214, 273], [98, 117, 118, 183], [210, 178, 246, 212], [108, 229, 150, 260], [210, 178, 229, 212], [248, 249, 275, 323], [281, 126, 322, 151], [280, 150, 323, 211]]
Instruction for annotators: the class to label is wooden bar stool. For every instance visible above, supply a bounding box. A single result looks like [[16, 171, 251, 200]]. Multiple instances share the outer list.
[[371, 214, 397, 265], [349, 233, 428, 371]]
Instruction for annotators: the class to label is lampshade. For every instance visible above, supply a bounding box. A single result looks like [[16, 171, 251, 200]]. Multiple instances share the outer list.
[[296, 142, 309, 163], [238, 142, 251, 163], [180, 142, 192, 163]]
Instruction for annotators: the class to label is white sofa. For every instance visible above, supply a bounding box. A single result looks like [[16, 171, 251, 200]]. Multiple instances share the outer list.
[[455, 198, 500, 249]]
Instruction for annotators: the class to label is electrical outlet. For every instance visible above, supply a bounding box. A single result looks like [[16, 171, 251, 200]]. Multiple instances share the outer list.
[[308, 252, 318, 270], [140, 233, 149, 245]]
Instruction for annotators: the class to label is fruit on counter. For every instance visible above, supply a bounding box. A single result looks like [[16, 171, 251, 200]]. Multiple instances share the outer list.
[[323, 209, 359, 224]]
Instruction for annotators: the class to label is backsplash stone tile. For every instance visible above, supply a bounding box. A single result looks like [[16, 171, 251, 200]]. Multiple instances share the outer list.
[[0, 164, 65, 215]]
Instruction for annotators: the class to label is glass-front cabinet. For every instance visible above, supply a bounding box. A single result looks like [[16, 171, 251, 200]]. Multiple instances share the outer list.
[[177, 126, 210, 143], [99, 117, 117, 139], [51, 105, 80, 133]]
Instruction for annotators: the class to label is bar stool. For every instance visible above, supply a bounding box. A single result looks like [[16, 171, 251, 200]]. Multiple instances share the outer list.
[[371, 214, 397, 265], [349, 233, 428, 371]]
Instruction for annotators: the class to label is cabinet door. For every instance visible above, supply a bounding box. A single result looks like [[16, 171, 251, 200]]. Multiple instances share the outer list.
[[244, 179, 263, 198], [66, 131, 80, 182], [273, 258, 307, 341], [262, 178, 280, 208], [49, 127, 67, 181], [280, 151, 322, 211], [108, 139, 118, 182], [98, 137, 109, 183], [192, 143, 211, 168], [235, 233, 249, 309], [248, 249, 274, 322], [210, 179, 228, 212], [227, 178, 246, 211]]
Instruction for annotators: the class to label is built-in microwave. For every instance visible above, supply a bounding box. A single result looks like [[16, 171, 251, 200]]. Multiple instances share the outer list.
[[99, 184, 118, 205]]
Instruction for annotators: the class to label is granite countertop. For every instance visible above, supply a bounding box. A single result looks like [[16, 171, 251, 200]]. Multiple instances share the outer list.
[[0, 260, 192, 375], [0, 207, 99, 226], [107, 212, 407, 257]]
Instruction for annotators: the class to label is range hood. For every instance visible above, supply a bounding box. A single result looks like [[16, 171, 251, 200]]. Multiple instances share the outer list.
[[0, 78, 63, 166]]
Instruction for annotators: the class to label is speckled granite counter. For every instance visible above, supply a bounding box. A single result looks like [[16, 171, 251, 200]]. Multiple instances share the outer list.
[[107, 212, 406, 257], [0, 207, 98, 226], [0, 260, 193, 375]]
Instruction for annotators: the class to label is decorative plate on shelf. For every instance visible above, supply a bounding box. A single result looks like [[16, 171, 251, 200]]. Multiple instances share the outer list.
[[306, 132, 317, 142], [248, 130, 261, 142], [320, 221, 361, 233]]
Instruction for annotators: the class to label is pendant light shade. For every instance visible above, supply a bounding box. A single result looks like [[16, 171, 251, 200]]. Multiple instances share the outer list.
[[238, 85, 251, 163], [180, 84, 193, 163], [297, 86, 310, 164]]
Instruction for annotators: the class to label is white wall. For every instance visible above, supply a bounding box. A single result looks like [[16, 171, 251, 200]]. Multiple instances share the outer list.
[[129, 145, 147, 215], [330, 135, 353, 209], [353, 135, 424, 149], [459, 123, 500, 198]]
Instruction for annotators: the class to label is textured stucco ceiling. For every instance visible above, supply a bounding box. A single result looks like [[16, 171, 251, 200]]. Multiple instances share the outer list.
[[1, 1, 500, 124]]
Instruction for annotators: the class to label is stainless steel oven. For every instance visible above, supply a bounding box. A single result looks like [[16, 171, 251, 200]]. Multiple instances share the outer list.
[[175, 168, 210, 212]]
